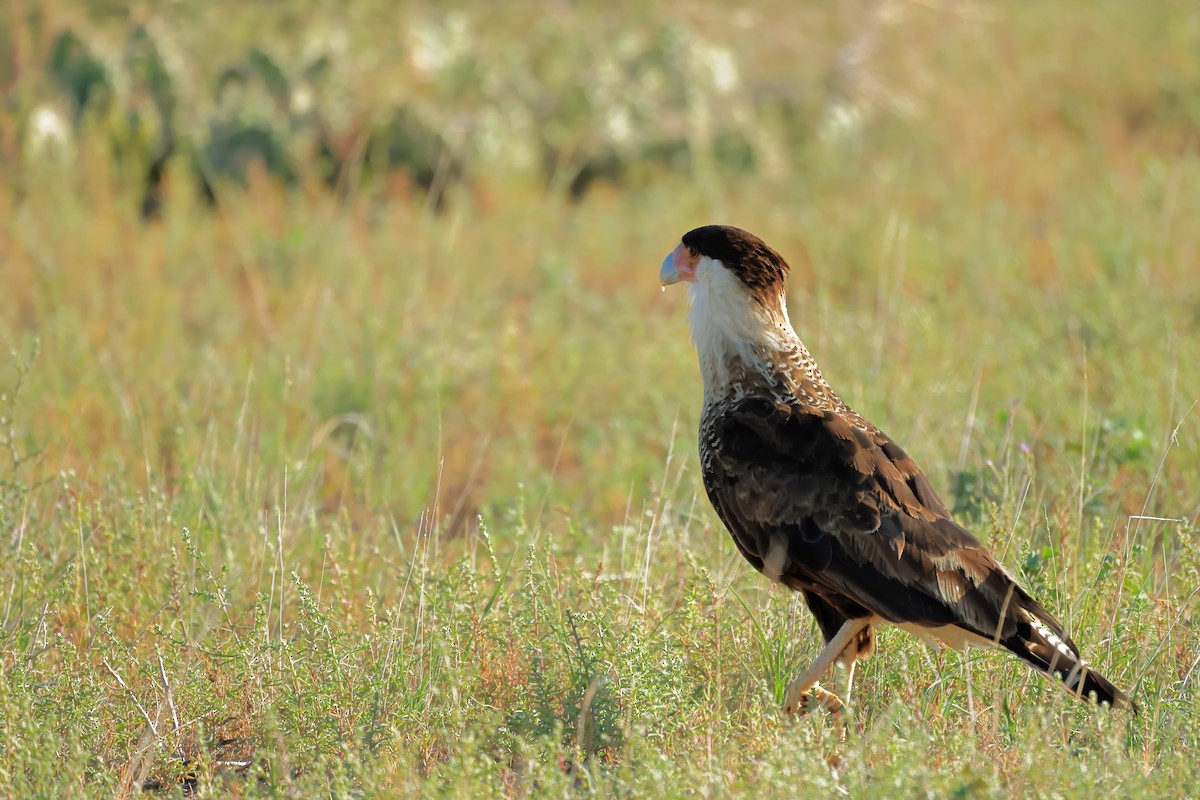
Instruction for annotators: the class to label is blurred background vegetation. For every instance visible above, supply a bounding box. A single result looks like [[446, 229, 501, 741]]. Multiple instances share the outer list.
[[4, 0, 1193, 212], [4, 0, 1197, 527], [2, 0, 1200, 795]]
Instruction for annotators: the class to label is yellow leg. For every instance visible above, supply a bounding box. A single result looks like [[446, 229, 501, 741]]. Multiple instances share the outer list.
[[841, 659, 857, 708], [783, 618, 870, 715]]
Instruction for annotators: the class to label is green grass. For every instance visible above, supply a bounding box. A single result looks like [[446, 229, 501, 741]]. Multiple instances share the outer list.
[[2, 1, 1200, 796]]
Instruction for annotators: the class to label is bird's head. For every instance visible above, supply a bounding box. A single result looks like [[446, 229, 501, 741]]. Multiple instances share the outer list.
[[660, 225, 800, 391], [660, 224, 790, 300]]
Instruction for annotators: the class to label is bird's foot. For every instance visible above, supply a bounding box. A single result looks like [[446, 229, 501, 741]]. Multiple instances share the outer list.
[[783, 681, 845, 716]]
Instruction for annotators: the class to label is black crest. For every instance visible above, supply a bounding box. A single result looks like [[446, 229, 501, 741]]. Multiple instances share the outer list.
[[681, 225, 790, 292]]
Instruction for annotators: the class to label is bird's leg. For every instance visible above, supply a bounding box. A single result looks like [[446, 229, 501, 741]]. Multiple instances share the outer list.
[[841, 659, 857, 708], [784, 618, 870, 715]]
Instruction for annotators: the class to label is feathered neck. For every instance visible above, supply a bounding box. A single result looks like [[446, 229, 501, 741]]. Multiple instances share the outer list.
[[685, 272, 848, 416], [687, 277, 801, 399]]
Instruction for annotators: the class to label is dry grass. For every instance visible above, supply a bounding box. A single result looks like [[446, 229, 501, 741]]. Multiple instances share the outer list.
[[1, 0, 1199, 796]]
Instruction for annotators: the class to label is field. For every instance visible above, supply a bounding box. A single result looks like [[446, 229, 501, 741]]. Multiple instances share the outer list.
[[2, 1, 1199, 796]]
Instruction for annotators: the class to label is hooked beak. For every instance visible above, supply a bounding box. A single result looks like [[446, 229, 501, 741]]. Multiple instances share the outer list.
[[659, 243, 698, 287]]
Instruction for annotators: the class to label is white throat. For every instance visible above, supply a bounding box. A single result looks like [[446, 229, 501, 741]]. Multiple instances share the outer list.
[[686, 257, 800, 401]]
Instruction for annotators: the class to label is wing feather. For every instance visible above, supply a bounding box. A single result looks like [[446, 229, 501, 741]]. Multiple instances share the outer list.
[[702, 395, 1031, 642], [702, 392, 1136, 713]]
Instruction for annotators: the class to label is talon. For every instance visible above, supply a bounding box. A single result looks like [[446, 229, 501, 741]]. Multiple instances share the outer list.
[[784, 681, 845, 716], [809, 684, 845, 715]]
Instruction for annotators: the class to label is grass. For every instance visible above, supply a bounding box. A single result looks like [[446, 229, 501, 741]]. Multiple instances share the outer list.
[[2, 0, 1200, 796]]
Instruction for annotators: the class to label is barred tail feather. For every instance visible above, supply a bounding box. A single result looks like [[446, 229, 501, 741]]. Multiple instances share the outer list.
[[1006, 608, 1137, 712]]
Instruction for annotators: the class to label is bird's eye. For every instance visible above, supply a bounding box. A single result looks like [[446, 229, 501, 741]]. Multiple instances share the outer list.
[[686, 245, 699, 259]]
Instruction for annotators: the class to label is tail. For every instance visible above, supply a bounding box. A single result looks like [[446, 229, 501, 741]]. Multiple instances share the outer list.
[[1004, 602, 1137, 712]]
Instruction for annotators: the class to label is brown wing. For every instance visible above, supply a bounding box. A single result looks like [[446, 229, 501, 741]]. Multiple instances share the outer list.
[[703, 396, 991, 626], [702, 394, 1134, 707]]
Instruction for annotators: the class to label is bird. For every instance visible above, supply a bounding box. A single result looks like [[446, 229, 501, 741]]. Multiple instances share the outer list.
[[659, 224, 1135, 715]]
